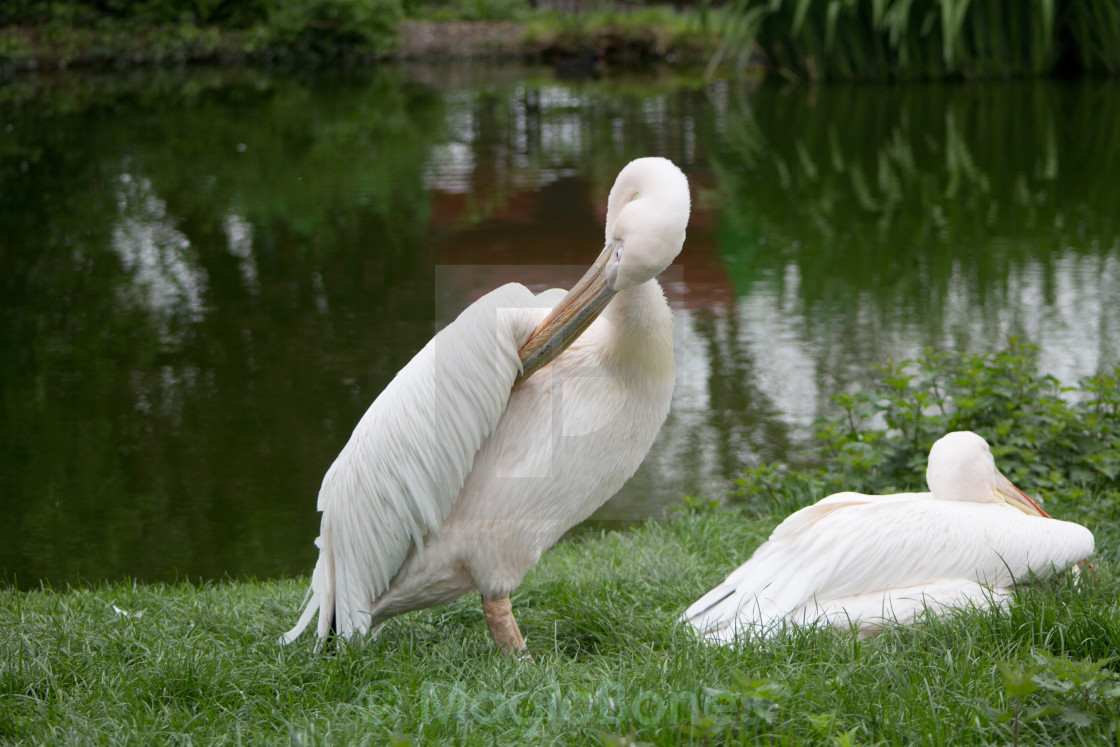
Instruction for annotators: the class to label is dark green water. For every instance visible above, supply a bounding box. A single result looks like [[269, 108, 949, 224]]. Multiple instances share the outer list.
[[2, 65, 1118, 589]]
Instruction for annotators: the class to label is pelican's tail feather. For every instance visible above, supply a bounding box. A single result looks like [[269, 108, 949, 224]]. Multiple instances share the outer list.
[[279, 536, 334, 646], [279, 589, 319, 645], [681, 547, 814, 643]]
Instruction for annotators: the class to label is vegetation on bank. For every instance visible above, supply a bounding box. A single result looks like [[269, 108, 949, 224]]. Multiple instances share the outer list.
[[0, 0, 408, 68], [3, 0, 1120, 78], [2, 342, 1119, 744], [0, 0, 716, 71]]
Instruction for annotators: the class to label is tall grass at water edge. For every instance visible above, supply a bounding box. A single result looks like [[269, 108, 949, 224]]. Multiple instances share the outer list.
[[2, 341, 1120, 745], [707, 0, 1120, 79]]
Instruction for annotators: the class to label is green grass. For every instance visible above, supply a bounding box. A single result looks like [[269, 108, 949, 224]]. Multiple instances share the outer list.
[[3, 343, 1119, 744], [3, 494, 1120, 744]]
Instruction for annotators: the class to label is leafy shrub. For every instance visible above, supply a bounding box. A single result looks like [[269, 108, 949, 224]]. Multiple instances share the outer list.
[[0, 0, 51, 25], [0, 29, 36, 61], [735, 339, 1120, 511], [266, 0, 401, 54]]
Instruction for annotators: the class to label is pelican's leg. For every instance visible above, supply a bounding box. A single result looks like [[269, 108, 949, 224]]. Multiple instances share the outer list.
[[481, 595, 531, 658]]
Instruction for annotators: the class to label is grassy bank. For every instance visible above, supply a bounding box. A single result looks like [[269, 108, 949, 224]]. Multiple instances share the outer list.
[[3, 343, 1119, 744], [3, 504, 1120, 744]]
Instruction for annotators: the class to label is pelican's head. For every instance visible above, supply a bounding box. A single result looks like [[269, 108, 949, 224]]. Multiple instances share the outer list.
[[925, 431, 1049, 517], [517, 157, 690, 381], [603, 157, 691, 291]]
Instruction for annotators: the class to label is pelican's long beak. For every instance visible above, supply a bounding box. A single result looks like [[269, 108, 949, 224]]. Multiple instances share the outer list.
[[516, 243, 617, 384], [994, 469, 1050, 518]]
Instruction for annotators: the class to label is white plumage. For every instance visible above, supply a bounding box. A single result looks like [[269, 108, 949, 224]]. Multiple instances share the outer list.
[[683, 431, 1094, 643], [283, 157, 691, 653]]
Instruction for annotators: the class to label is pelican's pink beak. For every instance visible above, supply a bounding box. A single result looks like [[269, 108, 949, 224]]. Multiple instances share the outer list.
[[515, 243, 617, 384], [994, 469, 1050, 518]]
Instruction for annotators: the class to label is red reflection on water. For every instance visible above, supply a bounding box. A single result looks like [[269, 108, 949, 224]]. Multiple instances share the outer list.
[[429, 169, 732, 312]]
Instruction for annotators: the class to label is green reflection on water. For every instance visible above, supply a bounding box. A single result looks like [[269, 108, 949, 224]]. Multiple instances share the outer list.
[[0, 68, 445, 589], [715, 80, 1120, 306], [1, 66, 1117, 589]]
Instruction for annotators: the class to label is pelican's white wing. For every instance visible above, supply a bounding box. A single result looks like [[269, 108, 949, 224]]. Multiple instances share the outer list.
[[282, 283, 547, 643], [683, 493, 1094, 643]]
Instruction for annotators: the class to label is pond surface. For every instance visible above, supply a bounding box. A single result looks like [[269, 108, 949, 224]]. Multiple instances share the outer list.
[[2, 64, 1118, 589]]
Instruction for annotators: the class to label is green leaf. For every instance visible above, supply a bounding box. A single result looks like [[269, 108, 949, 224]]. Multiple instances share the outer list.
[[1057, 707, 1094, 728], [998, 661, 1042, 698]]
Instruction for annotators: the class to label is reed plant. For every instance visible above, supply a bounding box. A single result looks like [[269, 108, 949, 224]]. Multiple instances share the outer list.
[[709, 0, 1120, 80]]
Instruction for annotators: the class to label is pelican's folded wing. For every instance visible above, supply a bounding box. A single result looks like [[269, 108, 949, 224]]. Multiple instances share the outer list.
[[282, 283, 546, 643], [683, 495, 1093, 644]]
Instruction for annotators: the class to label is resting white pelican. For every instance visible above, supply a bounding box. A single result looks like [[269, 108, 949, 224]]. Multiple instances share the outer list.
[[282, 157, 690, 654], [683, 431, 1094, 643]]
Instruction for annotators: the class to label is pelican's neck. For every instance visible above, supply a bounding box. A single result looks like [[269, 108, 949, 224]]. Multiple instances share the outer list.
[[599, 278, 674, 378]]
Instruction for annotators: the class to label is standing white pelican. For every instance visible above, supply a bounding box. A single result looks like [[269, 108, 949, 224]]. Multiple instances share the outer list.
[[683, 431, 1094, 643], [282, 157, 690, 654]]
